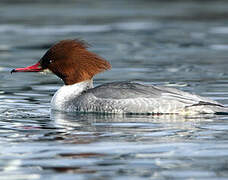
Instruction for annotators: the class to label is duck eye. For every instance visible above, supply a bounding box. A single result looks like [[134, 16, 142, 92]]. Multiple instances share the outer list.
[[49, 60, 53, 64]]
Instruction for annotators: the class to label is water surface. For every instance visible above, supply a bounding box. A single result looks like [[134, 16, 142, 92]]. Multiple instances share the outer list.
[[1, 0, 228, 179]]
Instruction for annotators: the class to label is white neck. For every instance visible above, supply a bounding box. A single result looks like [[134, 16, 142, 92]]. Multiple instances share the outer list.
[[51, 79, 93, 111]]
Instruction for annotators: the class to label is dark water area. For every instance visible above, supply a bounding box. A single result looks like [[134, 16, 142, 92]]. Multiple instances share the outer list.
[[1, 0, 228, 179]]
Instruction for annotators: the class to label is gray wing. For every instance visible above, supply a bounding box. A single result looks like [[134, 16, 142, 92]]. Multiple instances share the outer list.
[[82, 81, 225, 114], [87, 81, 162, 99], [89, 81, 221, 105]]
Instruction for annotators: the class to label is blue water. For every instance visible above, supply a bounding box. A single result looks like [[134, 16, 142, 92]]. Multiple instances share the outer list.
[[1, 0, 228, 179]]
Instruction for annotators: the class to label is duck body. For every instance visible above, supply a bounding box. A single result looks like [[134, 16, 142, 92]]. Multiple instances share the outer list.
[[51, 80, 227, 114]]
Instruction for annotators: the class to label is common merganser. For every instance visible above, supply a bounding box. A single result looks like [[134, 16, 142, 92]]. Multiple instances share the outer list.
[[11, 39, 228, 114]]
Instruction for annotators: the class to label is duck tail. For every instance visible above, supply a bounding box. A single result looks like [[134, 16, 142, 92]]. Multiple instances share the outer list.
[[214, 106, 228, 115]]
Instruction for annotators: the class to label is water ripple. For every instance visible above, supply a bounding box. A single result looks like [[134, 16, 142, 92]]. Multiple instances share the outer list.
[[0, 22, 158, 35]]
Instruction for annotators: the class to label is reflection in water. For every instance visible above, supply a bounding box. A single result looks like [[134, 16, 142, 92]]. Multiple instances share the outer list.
[[50, 110, 217, 142], [51, 110, 217, 123]]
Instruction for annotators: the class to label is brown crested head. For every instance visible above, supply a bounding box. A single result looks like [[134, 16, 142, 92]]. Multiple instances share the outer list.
[[39, 39, 111, 85]]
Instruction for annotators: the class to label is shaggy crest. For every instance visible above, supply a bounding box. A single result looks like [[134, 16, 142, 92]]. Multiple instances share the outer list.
[[39, 39, 111, 85]]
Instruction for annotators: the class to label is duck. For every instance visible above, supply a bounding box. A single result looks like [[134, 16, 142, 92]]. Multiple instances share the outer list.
[[11, 39, 228, 114]]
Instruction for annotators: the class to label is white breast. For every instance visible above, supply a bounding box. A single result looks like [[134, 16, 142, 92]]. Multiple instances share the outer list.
[[51, 80, 93, 111]]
